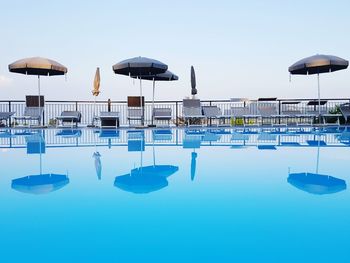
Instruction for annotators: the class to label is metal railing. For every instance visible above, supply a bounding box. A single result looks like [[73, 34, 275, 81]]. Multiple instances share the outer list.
[[0, 128, 347, 149], [1, 98, 349, 127]]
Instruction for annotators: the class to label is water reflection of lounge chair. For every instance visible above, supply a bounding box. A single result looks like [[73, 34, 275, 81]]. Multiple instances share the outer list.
[[153, 129, 172, 141], [56, 129, 82, 138], [26, 133, 45, 154], [99, 129, 120, 138], [257, 132, 277, 150], [127, 131, 145, 152], [288, 172, 346, 195], [231, 132, 250, 147]]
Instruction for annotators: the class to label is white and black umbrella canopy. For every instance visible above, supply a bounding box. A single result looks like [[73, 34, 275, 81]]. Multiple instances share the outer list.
[[289, 54, 348, 75], [8, 57, 68, 76], [112, 56, 168, 76]]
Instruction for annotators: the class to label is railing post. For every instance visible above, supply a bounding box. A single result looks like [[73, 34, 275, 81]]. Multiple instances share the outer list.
[[175, 101, 178, 127], [75, 101, 78, 111], [8, 101, 11, 127]]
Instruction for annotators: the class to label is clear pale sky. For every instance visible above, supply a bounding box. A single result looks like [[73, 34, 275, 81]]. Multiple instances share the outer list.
[[0, 0, 349, 101]]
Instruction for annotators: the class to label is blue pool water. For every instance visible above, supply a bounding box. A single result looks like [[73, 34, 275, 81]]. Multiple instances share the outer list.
[[0, 127, 350, 262]]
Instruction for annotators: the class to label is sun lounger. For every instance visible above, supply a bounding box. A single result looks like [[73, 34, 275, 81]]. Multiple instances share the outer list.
[[0, 112, 15, 127], [153, 108, 172, 126], [14, 107, 44, 127], [14, 96, 45, 127], [306, 100, 341, 125], [96, 111, 120, 128], [258, 98, 289, 126], [56, 111, 81, 127], [340, 103, 350, 123], [127, 96, 144, 126], [182, 99, 205, 126], [202, 106, 228, 126]]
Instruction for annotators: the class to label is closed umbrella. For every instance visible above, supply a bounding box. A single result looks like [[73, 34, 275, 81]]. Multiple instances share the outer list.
[[93, 151, 102, 180], [8, 57, 68, 125], [92, 67, 101, 119], [113, 57, 168, 125], [191, 66, 197, 97], [131, 70, 178, 125], [288, 54, 348, 118]]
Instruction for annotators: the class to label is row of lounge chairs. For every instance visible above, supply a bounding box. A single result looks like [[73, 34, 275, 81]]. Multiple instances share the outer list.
[[1, 96, 350, 128]]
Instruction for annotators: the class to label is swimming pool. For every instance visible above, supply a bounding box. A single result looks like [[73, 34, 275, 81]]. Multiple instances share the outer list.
[[0, 127, 349, 262]]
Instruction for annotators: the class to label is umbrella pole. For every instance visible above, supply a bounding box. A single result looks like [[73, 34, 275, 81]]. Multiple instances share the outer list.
[[152, 79, 155, 126], [317, 73, 321, 119], [38, 75, 41, 125], [316, 136, 320, 174], [139, 77, 144, 126]]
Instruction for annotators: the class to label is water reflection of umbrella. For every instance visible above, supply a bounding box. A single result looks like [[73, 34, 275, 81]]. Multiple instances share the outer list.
[[287, 172, 346, 195], [113, 57, 168, 125], [288, 136, 346, 195], [115, 132, 178, 194], [93, 152, 102, 180], [8, 57, 68, 125], [114, 165, 178, 194], [131, 70, 178, 126], [12, 131, 69, 194], [12, 174, 69, 194], [191, 152, 197, 181], [289, 54, 348, 117]]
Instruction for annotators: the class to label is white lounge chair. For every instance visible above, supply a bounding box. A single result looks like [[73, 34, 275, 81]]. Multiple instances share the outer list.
[[127, 96, 144, 126], [56, 111, 82, 127], [153, 108, 172, 126], [340, 103, 350, 123], [182, 99, 205, 126], [96, 111, 120, 128], [202, 106, 228, 126], [0, 112, 15, 127], [14, 107, 44, 127], [257, 98, 289, 126]]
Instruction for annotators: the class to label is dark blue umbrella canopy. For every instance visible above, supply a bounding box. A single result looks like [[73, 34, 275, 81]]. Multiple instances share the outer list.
[[114, 165, 178, 194], [12, 174, 69, 194], [131, 70, 178, 81], [112, 56, 168, 76], [288, 172, 346, 195], [289, 54, 348, 75]]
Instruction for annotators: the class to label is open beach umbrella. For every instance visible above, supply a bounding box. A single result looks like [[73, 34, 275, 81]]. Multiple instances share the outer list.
[[287, 136, 347, 195], [288, 54, 348, 117], [92, 67, 101, 118], [113, 57, 168, 125], [8, 57, 68, 125], [191, 66, 197, 97], [131, 70, 178, 125]]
